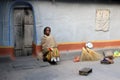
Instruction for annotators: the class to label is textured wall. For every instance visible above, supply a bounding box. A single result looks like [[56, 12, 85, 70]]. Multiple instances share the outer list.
[[0, 2, 2, 45], [34, 1, 120, 44], [1, 1, 120, 46], [0, 1, 10, 46]]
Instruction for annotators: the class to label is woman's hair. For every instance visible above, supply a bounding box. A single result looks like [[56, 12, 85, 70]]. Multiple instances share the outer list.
[[44, 26, 51, 34]]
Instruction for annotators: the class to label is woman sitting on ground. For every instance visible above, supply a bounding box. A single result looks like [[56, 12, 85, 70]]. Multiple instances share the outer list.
[[41, 26, 60, 65]]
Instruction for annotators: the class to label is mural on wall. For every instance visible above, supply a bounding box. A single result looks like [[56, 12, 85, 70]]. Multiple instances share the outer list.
[[95, 9, 110, 32]]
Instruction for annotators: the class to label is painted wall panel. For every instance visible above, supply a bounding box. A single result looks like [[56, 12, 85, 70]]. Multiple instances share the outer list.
[[1, 1, 11, 46]]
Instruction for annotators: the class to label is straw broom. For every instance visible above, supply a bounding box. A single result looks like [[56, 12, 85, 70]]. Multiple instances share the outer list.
[[80, 47, 94, 61], [80, 47, 102, 61], [86, 48, 102, 61]]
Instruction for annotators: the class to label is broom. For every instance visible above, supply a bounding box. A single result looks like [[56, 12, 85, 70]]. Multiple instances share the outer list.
[[80, 47, 94, 61], [86, 48, 102, 61], [80, 47, 102, 61]]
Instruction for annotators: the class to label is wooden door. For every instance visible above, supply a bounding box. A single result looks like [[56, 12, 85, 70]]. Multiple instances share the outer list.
[[13, 8, 33, 56], [23, 8, 33, 56]]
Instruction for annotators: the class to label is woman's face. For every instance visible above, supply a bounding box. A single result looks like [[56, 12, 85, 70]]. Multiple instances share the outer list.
[[45, 28, 50, 36]]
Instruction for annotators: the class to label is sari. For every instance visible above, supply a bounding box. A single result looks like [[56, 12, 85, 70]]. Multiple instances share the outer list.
[[41, 35, 60, 61]]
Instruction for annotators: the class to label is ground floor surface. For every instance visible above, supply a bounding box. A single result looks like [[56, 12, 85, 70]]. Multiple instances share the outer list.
[[0, 53, 120, 80]]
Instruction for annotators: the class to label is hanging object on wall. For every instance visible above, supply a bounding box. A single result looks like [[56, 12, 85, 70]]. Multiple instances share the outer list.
[[95, 9, 110, 32]]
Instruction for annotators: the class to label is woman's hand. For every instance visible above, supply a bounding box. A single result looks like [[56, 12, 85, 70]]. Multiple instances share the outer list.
[[48, 48, 53, 51]]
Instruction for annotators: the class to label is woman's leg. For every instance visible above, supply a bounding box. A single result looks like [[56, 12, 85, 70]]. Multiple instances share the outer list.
[[43, 52, 48, 62], [53, 48, 60, 62]]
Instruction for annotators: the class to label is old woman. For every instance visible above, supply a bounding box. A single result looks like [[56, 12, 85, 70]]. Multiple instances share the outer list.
[[41, 26, 60, 64]]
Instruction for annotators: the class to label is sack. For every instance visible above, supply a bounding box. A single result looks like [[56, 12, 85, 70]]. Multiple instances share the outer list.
[[101, 58, 114, 64], [103, 50, 113, 57]]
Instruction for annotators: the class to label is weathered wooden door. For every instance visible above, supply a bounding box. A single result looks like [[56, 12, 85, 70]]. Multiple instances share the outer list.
[[13, 8, 33, 56]]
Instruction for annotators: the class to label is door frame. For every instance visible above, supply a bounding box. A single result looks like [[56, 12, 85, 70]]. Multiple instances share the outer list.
[[9, 1, 37, 47]]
